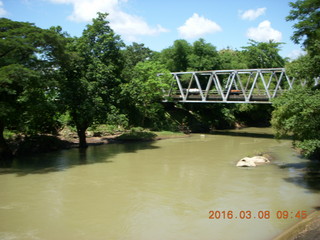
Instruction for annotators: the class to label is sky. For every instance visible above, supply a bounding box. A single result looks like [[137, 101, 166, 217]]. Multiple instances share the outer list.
[[1, 0, 305, 60]]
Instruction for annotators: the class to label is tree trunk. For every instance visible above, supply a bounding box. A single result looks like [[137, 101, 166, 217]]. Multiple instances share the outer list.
[[77, 126, 88, 148], [0, 121, 13, 167]]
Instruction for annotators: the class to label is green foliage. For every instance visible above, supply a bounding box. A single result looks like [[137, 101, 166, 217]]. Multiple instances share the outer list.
[[271, 88, 320, 158], [280, 0, 320, 159], [235, 104, 273, 127], [188, 38, 220, 70], [105, 106, 128, 129], [3, 129, 16, 140], [296, 140, 320, 158], [159, 39, 191, 72], [286, 0, 320, 77], [57, 13, 124, 147], [175, 104, 238, 131], [286, 0, 320, 50], [88, 124, 124, 136], [158, 38, 220, 72], [285, 54, 314, 84], [219, 48, 248, 70], [0, 18, 63, 134], [127, 42, 154, 62], [116, 128, 157, 141], [121, 60, 171, 128], [122, 42, 154, 77], [242, 40, 285, 68], [0, 18, 66, 163]]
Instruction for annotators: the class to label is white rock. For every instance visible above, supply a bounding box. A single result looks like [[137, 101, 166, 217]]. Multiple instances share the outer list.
[[236, 156, 270, 167]]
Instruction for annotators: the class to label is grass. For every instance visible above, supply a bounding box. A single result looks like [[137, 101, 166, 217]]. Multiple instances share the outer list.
[[152, 131, 187, 138], [116, 128, 157, 141], [116, 129, 187, 142]]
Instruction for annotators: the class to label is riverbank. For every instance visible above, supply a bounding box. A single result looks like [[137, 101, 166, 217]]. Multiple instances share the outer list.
[[5, 129, 189, 159], [273, 210, 320, 240], [65, 131, 188, 147]]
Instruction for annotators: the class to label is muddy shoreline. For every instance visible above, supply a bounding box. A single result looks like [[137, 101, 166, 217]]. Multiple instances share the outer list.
[[273, 210, 320, 240]]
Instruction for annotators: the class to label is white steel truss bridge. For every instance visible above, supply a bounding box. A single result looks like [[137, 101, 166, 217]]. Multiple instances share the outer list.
[[161, 68, 319, 104]]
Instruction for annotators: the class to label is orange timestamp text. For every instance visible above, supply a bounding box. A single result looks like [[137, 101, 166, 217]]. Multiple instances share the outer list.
[[208, 210, 307, 220]]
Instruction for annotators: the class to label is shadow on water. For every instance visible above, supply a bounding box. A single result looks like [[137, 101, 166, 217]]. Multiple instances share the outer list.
[[0, 141, 159, 176], [279, 160, 320, 193], [211, 130, 292, 140]]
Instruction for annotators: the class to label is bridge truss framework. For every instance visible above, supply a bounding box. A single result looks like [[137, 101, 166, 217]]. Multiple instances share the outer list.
[[162, 68, 319, 104]]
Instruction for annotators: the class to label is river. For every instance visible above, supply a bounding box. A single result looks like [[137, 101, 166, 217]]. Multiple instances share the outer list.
[[0, 128, 319, 240]]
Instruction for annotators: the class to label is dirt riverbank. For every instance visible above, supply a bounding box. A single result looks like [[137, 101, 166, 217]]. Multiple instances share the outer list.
[[273, 210, 320, 240]]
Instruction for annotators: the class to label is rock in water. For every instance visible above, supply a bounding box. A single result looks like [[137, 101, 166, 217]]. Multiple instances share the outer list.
[[236, 156, 270, 167]]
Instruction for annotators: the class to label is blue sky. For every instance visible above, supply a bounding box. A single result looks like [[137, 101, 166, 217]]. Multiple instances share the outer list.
[[1, 0, 304, 59]]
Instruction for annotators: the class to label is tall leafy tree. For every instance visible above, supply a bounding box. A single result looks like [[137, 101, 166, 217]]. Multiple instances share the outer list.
[[121, 61, 171, 128], [58, 13, 124, 148], [219, 48, 248, 70], [122, 43, 154, 70], [159, 39, 191, 72], [242, 40, 285, 68], [0, 18, 63, 164], [286, 0, 320, 53], [285, 54, 315, 85], [188, 38, 221, 71], [271, 0, 320, 159], [286, 0, 320, 77], [271, 88, 320, 159], [121, 42, 154, 82]]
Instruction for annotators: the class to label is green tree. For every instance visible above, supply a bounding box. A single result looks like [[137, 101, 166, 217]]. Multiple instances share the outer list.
[[285, 54, 315, 85], [0, 18, 64, 164], [122, 43, 154, 70], [121, 42, 154, 82], [242, 40, 285, 68], [159, 39, 191, 72], [286, 0, 320, 77], [271, 0, 320, 159], [58, 13, 124, 148], [219, 48, 248, 69], [286, 0, 320, 52], [188, 38, 221, 71], [271, 88, 320, 159], [121, 61, 171, 128]]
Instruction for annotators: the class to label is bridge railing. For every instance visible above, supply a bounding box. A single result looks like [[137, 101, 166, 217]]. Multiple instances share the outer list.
[[161, 68, 318, 103]]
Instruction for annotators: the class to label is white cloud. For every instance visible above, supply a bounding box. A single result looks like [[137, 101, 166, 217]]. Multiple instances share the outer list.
[[247, 20, 282, 42], [178, 13, 222, 39], [239, 7, 266, 21], [48, 0, 168, 41], [287, 49, 307, 60], [0, 1, 8, 17]]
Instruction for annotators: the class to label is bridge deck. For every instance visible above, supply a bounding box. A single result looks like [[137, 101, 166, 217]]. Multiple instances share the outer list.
[[169, 94, 271, 103]]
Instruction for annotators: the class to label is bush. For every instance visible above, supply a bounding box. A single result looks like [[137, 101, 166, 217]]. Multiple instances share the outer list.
[[271, 88, 320, 159], [296, 140, 320, 159], [89, 124, 124, 137], [116, 128, 157, 141]]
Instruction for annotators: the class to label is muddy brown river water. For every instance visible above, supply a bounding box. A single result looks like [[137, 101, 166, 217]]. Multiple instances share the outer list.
[[0, 128, 319, 240]]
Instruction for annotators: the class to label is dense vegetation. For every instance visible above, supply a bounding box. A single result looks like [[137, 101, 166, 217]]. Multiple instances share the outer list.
[[0, 0, 319, 165], [271, 0, 320, 159]]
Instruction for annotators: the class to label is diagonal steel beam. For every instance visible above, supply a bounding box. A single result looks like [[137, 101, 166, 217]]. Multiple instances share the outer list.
[[163, 68, 317, 104]]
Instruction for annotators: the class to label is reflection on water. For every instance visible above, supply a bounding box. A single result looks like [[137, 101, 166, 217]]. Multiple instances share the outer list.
[[2, 141, 158, 175], [0, 128, 319, 240], [281, 160, 320, 192]]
